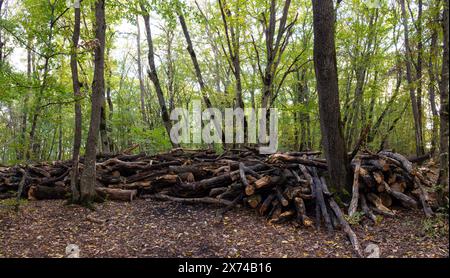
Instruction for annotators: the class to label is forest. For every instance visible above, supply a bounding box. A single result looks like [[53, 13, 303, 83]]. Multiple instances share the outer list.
[[0, 0, 449, 259]]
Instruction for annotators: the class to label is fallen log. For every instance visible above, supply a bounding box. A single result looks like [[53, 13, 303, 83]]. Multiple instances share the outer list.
[[146, 193, 232, 206], [95, 188, 137, 202], [28, 185, 68, 200]]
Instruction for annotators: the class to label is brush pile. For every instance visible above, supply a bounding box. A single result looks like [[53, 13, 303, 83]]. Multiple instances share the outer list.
[[0, 148, 438, 257]]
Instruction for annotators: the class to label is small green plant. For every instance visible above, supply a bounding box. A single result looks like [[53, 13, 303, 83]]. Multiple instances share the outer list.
[[345, 211, 365, 225], [0, 198, 28, 211], [421, 213, 449, 238], [374, 215, 384, 225]]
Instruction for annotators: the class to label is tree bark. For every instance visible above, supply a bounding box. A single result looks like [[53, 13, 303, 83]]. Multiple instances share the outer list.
[[27, 2, 57, 160], [0, 0, 3, 63], [428, 27, 439, 155], [438, 0, 449, 191], [312, 0, 351, 192], [79, 0, 106, 204], [140, 2, 176, 147], [136, 14, 148, 126], [399, 0, 425, 156], [178, 11, 216, 112]]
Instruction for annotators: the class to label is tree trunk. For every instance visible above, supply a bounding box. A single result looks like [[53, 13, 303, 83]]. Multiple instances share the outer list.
[[312, 0, 351, 192], [416, 0, 424, 144], [79, 0, 106, 204], [100, 104, 111, 153], [399, 0, 425, 156], [140, 2, 176, 147], [136, 14, 148, 126], [27, 2, 57, 160], [438, 0, 449, 191], [428, 27, 439, 155], [178, 12, 213, 110], [0, 0, 3, 63], [57, 107, 63, 160], [69, 1, 81, 203]]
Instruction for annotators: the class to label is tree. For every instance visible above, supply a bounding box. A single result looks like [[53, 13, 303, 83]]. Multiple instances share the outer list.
[[0, 0, 4, 63], [70, 0, 82, 202], [79, 0, 107, 204], [438, 0, 449, 192], [136, 14, 149, 127], [252, 0, 298, 110], [399, 0, 425, 156], [312, 0, 350, 192], [139, 1, 177, 147]]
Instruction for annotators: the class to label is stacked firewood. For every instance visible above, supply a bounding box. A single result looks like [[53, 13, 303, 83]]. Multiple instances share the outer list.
[[0, 148, 437, 257], [347, 151, 437, 219]]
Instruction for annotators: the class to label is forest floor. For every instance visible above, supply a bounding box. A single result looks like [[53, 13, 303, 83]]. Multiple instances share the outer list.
[[0, 199, 448, 258]]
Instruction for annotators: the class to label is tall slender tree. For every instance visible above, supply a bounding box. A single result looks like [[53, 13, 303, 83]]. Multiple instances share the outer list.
[[399, 0, 425, 156], [140, 1, 177, 147], [70, 0, 82, 202], [312, 0, 350, 192], [79, 0, 106, 204], [438, 0, 449, 191], [0, 0, 4, 63], [136, 14, 148, 127]]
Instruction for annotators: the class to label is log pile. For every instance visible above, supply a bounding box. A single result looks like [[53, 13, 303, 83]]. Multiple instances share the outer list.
[[0, 148, 438, 257], [347, 151, 437, 218]]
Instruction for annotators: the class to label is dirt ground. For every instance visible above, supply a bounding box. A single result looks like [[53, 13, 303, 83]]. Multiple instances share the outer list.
[[0, 199, 448, 258]]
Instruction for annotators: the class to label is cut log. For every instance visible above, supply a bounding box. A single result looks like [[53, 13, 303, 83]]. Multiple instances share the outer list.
[[270, 210, 295, 224], [348, 158, 361, 217], [414, 177, 434, 218], [254, 176, 272, 189], [379, 151, 413, 172], [383, 182, 418, 209], [311, 168, 333, 233], [359, 194, 377, 222], [247, 194, 262, 209], [373, 171, 384, 184], [379, 192, 393, 207], [366, 193, 394, 215], [327, 197, 363, 257], [28, 165, 51, 178], [269, 153, 328, 169], [294, 197, 312, 226], [209, 187, 228, 197], [28, 185, 68, 200], [276, 185, 289, 207], [390, 181, 406, 193], [146, 193, 232, 206], [95, 188, 137, 202], [259, 193, 276, 215]]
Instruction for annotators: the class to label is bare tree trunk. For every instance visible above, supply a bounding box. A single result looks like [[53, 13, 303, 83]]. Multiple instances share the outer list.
[[178, 12, 213, 109], [57, 106, 63, 161], [79, 0, 106, 204], [70, 0, 82, 203], [178, 10, 224, 146], [312, 0, 351, 192], [400, 0, 425, 156], [136, 14, 148, 126], [27, 2, 57, 160], [416, 0, 424, 142], [0, 0, 3, 63], [99, 104, 111, 153], [428, 27, 439, 155], [20, 36, 33, 160], [140, 2, 176, 147], [367, 69, 402, 144], [438, 0, 449, 191]]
